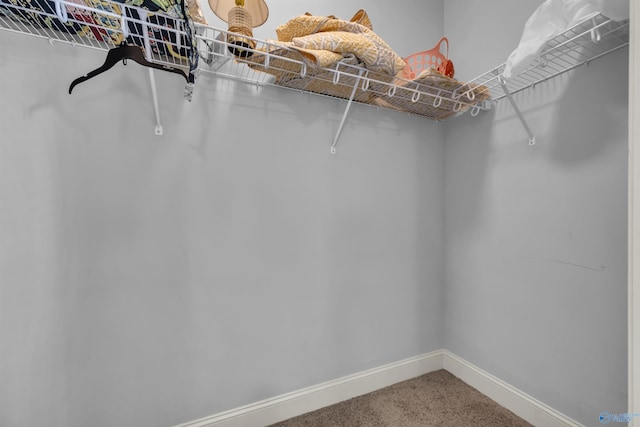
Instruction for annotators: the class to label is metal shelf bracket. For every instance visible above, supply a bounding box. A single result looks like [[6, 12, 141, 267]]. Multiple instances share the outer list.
[[148, 68, 163, 135], [497, 74, 536, 145], [330, 68, 365, 155]]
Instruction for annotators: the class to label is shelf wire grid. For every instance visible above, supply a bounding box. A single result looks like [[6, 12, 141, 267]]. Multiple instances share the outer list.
[[0, 0, 192, 71], [194, 24, 490, 120], [0, 0, 492, 121], [467, 13, 630, 103], [1, 2, 628, 118]]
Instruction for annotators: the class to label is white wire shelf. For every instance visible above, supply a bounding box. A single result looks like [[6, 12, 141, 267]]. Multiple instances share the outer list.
[[0, 0, 193, 71], [467, 12, 630, 104], [0, 1, 630, 144], [193, 24, 492, 122], [463, 12, 629, 145], [0, 0, 491, 122]]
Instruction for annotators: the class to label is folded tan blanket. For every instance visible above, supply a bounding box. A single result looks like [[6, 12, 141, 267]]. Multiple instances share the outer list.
[[276, 10, 406, 75], [246, 10, 405, 77]]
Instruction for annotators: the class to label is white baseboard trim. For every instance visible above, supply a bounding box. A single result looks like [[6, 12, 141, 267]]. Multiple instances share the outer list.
[[175, 349, 583, 427], [442, 350, 584, 427], [174, 350, 444, 427]]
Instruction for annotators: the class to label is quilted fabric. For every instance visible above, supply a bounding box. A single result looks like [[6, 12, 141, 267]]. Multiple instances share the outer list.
[[291, 32, 378, 70], [243, 40, 344, 78], [275, 9, 372, 40], [275, 10, 405, 75], [275, 14, 333, 42], [350, 9, 372, 30]]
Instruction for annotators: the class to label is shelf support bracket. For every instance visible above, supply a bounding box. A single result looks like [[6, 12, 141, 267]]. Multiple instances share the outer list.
[[331, 68, 365, 155], [148, 68, 163, 135], [498, 75, 536, 145], [137, 10, 162, 135]]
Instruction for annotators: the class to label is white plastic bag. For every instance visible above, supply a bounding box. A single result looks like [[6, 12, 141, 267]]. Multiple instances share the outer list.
[[503, 0, 628, 80]]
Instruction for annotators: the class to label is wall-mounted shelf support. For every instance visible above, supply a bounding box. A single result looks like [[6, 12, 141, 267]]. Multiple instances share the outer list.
[[330, 68, 365, 155], [140, 15, 163, 136], [497, 75, 536, 145], [148, 68, 163, 135]]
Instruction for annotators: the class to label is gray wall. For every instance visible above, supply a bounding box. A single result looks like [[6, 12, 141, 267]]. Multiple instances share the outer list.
[[0, 2, 445, 426], [443, 1, 628, 426]]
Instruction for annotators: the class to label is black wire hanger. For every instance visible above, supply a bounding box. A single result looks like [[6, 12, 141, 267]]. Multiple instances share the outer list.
[[69, 42, 189, 94]]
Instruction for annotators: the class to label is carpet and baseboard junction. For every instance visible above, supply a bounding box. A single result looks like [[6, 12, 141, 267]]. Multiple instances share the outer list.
[[174, 350, 584, 427]]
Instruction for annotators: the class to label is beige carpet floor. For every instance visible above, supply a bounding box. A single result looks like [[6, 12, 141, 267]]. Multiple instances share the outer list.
[[268, 369, 533, 427]]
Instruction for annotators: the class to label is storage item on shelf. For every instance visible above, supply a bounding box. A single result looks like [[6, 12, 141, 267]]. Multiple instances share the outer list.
[[502, 0, 629, 80], [266, 10, 407, 76], [402, 37, 454, 80]]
